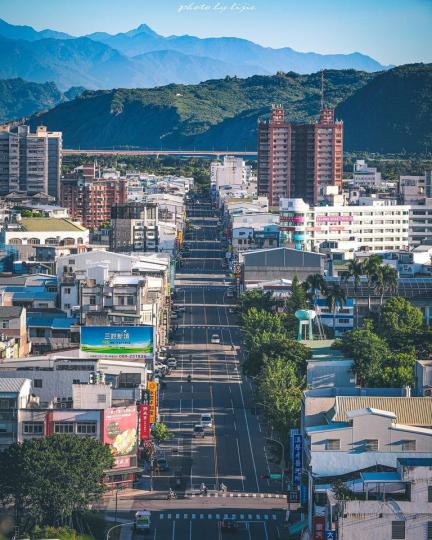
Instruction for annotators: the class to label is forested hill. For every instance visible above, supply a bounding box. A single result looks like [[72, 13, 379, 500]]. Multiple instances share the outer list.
[[27, 69, 374, 149], [336, 63, 432, 154], [26, 64, 432, 153]]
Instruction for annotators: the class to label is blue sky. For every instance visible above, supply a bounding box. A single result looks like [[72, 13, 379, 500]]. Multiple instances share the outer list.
[[1, 0, 431, 65]]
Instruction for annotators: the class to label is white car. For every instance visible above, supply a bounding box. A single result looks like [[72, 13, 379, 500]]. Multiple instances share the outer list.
[[211, 334, 221, 344], [200, 413, 213, 428], [168, 358, 177, 369]]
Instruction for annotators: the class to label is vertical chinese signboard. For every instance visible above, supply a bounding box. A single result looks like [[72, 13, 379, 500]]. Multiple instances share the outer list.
[[312, 516, 326, 540], [140, 404, 151, 441], [292, 433, 303, 486], [147, 381, 158, 424], [102, 406, 138, 469]]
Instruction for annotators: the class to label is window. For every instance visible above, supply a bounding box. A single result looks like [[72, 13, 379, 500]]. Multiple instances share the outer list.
[[54, 422, 74, 434], [127, 296, 134, 305], [89, 296, 96, 305], [392, 521, 405, 539], [1, 321, 8, 329], [428, 485, 432, 503], [64, 304, 71, 309], [73, 379, 80, 384], [64, 288, 71, 294], [402, 440, 416, 451], [326, 439, 340, 450], [76, 422, 97, 435], [23, 422, 44, 435], [97, 394, 107, 403], [364, 439, 379, 451], [34, 379, 43, 388], [427, 521, 432, 540]]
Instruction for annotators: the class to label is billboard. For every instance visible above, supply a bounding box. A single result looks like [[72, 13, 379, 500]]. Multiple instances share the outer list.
[[102, 406, 138, 469], [147, 381, 158, 424], [80, 326, 153, 359]]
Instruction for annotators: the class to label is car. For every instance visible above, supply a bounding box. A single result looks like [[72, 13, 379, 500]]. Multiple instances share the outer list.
[[193, 424, 205, 438], [171, 312, 179, 320], [200, 413, 213, 428], [177, 306, 186, 313], [226, 290, 234, 298], [168, 358, 177, 369], [211, 334, 221, 344]]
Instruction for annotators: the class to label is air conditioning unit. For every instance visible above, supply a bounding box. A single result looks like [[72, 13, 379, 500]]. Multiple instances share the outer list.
[[424, 387, 432, 397]]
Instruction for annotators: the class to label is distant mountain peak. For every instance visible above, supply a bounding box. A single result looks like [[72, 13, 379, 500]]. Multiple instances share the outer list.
[[125, 23, 159, 38]]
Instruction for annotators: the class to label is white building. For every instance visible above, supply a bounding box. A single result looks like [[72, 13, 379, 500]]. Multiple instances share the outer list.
[[350, 159, 382, 188], [279, 198, 410, 254], [211, 156, 251, 189]]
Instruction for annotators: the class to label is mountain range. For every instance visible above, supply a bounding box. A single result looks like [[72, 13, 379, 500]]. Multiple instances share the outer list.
[[23, 64, 430, 154], [0, 78, 84, 123], [0, 18, 388, 90]]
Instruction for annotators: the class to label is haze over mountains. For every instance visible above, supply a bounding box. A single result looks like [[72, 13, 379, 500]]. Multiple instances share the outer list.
[[0, 18, 388, 90]]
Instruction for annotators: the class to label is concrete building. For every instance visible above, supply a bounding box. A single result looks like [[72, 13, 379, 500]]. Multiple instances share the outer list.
[[110, 202, 159, 252], [409, 199, 432, 247], [239, 247, 325, 286], [61, 165, 127, 229], [0, 125, 62, 199], [327, 458, 432, 540], [257, 106, 343, 207], [279, 197, 410, 253], [0, 305, 30, 357], [1, 216, 89, 250], [231, 213, 280, 254], [350, 159, 382, 188], [211, 156, 252, 190]]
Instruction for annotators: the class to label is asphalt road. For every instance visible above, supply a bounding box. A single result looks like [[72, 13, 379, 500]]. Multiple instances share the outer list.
[[110, 196, 289, 539]]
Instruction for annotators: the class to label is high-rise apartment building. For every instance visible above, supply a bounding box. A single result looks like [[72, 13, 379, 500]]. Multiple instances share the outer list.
[[257, 106, 343, 207], [211, 155, 252, 189], [0, 125, 62, 199], [110, 202, 159, 252], [257, 105, 291, 208], [61, 164, 127, 229]]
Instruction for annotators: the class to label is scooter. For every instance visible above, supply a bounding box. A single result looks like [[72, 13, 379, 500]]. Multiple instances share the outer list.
[[167, 489, 177, 500]]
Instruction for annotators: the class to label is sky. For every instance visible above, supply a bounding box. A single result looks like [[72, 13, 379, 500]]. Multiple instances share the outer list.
[[1, 0, 431, 65]]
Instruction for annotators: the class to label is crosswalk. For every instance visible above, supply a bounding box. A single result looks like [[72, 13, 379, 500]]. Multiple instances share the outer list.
[[188, 492, 284, 499], [158, 512, 279, 521]]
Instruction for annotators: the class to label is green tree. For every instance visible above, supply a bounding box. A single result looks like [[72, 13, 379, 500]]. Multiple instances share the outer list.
[[343, 258, 364, 327], [0, 435, 113, 530], [258, 356, 304, 439], [303, 274, 328, 307], [240, 289, 276, 313], [325, 284, 347, 332], [374, 265, 398, 306], [339, 320, 390, 385], [151, 423, 172, 444], [285, 276, 308, 336], [377, 297, 424, 343], [376, 352, 416, 388], [362, 255, 382, 311]]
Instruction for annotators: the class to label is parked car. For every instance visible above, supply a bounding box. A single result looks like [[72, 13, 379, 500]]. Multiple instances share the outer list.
[[211, 334, 221, 344], [193, 424, 205, 438], [200, 413, 213, 428], [168, 358, 177, 369]]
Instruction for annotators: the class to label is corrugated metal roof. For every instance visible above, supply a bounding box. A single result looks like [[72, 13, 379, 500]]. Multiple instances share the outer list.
[[334, 396, 432, 427], [0, 377, 30, 393]]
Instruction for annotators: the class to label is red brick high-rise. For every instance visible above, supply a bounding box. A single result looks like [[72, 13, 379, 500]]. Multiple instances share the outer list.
[[61, 164, 127, 229], [258, 106, 343, 206]]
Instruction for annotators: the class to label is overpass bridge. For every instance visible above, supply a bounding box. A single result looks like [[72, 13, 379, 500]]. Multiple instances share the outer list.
[[62, 149, 257, 158]]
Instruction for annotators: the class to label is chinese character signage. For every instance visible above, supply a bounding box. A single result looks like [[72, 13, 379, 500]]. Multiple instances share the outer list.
[[292, 433, 303, 486], [140, 404, 151, 441], [147, 381, 158, 423], [102, 406, 138, 469], [80, 326, 153, 359], [313, 516, 326, 540]]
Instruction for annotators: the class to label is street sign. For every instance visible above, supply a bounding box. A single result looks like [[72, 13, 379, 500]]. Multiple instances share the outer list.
[[325, 531, 337, 540], [270, 473, 282, 480], [289, 490, 299, 503]]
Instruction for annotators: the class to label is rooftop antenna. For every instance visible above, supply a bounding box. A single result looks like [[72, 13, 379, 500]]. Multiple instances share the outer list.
[[320, 69, 324, 111]]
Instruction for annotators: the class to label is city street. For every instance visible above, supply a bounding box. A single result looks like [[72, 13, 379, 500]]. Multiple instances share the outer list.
[[140, 196, 288, 538]]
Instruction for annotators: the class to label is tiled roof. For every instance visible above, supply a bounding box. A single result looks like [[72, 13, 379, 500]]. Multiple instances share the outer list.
[[333, 396, 432, 427], [0, 377, 30, 393], [0, 306, 23, 319], [20, 218, 87, 232]]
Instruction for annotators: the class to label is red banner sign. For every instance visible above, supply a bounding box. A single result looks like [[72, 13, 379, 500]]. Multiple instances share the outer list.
[[140, 404, 151, 441], [313, 516, 326, 540]]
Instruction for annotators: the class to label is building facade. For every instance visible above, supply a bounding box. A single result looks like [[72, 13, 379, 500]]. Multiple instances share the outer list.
[[257, 106, 343, 207], [0, 125, 62, 199], [110, 203, 159, 252]]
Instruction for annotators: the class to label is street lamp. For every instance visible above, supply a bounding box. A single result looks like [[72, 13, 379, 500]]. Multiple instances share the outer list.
[[105, 521, 134, 540]]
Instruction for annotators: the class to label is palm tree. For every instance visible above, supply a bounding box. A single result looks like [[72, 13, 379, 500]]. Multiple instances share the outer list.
[[362, 255, 382, 313], [374, 265, 398, 305], [325, 284, 347, 333], [304, 274, 328, 308], [343, 258, 364, 328]]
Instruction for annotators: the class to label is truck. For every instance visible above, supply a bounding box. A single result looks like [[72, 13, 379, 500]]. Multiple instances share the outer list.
[[134, 510, 151, 532]]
